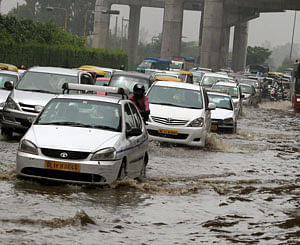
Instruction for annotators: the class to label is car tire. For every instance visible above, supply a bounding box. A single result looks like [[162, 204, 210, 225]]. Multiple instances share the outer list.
[[1, 128, 13, 139], [117, 160, 127, 180]]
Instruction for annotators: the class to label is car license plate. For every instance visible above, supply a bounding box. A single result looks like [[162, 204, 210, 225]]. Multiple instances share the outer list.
[[158, 128, 178, 135], [45, 160, 80, 172], [211, 125, 218, 131]]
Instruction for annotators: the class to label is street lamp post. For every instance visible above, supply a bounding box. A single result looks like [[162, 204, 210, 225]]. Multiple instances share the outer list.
[[46, 6, 68, 31], [289, 11, 297, 62], [121, 17, 129, 49], [84, 9, 120, 37]]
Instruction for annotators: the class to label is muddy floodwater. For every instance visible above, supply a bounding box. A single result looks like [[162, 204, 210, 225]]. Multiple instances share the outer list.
[[0, 101, 299, 244]]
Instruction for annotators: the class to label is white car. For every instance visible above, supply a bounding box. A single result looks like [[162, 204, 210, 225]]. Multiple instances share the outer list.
[[212, 81, 243, 116], [16, 84, 149, 185], [146, 81, 216, 147], [0, 70, 19, 113], [200, 72, 229, 88], [207, 91, 237, 133]]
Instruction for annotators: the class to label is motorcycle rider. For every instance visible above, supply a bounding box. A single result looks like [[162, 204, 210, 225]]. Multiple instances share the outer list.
[[129, 84, 150, 123]]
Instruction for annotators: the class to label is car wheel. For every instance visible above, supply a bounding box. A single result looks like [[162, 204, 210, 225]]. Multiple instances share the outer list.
[[1, 128, 13, 139], [117, 160, 127, 180]]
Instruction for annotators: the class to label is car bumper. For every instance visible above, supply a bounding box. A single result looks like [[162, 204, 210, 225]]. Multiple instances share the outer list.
[[16, 151, 122, 185], [1, 109, 37, 131], [211, 120, 234, 132], [146, 122, 207, 147]]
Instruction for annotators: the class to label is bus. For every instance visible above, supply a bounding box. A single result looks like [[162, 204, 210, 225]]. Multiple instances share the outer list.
[[291, 61, 300, 111]]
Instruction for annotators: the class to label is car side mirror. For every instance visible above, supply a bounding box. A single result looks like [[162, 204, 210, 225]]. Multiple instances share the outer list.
[[241, 94, 245, 98], [126, 128, 142, 137], [4, 81, 14, 90], [207, 102, 216, 110]]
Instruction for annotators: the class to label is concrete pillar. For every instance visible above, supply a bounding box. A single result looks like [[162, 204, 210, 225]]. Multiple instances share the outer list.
[[200, 0, 224, 70], [160, 0, 184, 59], [232, 21, 249, 72], [128, 5, 141, 67], [220, 27, 230, 68], [197, 9, 204, 65], [92, 0, 111, 49]]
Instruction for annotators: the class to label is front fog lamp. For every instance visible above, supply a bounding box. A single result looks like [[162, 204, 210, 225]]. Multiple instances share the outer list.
[[18, 139, 38, 155], [188, 117, 204, 127], [91, 147, 116, 161]]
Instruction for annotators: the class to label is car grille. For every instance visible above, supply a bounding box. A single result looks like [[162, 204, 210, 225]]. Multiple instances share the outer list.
[[148, 129, 188, 139], [41, 148, 90, 160], [151, 116, 188, 126], [19, 103, 39, 113], [21, 167, 104, 183]]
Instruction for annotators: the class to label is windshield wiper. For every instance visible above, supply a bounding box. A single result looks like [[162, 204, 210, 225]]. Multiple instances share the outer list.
[[217, 107, 232, 110], [19, 89, 55, 94], [92, 125, 119, 131], [37, 122, 89, 127], [150, 102, 183, 107]]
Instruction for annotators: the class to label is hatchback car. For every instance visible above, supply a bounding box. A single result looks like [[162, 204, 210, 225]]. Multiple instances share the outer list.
[[239, 83, 259, 106], [200, 73, 229, 88], [0, 66, 94, 137], [212, 81, 243, 116], [146, 81, 215, 147], [208, 91, 236, 133], [16, 84, 149, 185]]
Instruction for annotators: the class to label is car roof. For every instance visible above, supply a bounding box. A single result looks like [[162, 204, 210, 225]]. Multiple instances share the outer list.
[[55, 93, 124, 104], [202, 73, 228, 78], [112, 71, 151, 79], [153, 81, 201, 90], [28, 66, 83, 76], [239, 83, 254, 88], [214, 81, 238, 87], [0, 70, 19, 76]]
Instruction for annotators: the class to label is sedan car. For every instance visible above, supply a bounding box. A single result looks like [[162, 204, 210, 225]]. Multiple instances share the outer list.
[[146, 81, 215, 147], [208, 91, 236, 133], [108, 71, 153, 95], [200, 72, 229, 88], [16, 84, 149, 185], [239, 83, 259, 106]]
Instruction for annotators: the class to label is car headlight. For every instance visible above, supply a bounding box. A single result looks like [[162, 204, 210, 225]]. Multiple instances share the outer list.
[[91, 147, 116, 161], [5, 97, 19, 110], [188, 117, 204, 127], [18, 139, 38, 155], [223, 118, 233, 124]]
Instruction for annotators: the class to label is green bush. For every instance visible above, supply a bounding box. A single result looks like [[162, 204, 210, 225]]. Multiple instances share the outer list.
[[0, 42, 128, 69]]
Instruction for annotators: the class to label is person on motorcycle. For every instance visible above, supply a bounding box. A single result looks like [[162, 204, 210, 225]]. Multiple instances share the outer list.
[[129, 84, 150, 123]]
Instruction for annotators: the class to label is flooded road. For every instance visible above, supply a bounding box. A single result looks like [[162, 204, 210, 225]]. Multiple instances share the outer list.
[[0, 101, 299, 244]]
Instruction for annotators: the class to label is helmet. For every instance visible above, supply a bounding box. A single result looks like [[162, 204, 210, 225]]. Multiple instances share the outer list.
[[133, 83, 145, 93], [133, 83, 145, 98]]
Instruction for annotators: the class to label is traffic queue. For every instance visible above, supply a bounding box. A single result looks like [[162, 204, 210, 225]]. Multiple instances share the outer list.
[[0, 59, 292, 185]]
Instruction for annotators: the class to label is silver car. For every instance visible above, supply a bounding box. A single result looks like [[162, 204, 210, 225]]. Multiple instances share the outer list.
[[16, 85, 149, 185], [0, 66, 94, 138]]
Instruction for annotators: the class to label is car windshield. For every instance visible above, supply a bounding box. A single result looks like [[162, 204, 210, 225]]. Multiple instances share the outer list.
[[212, 84, 239, 98], [148, 85, 203, 109], [36, 98, 122, 132], [109, 75, 149, 92], [16, 71, 78, 94], [201, 76, 228, 87], [240, 85, 253, 94], [0, 73, 18, 89], [138, 61, 153, 69], [208, 94, 233, 110]]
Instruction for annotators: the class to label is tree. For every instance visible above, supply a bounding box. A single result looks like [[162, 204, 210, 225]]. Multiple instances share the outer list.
[[277, 57, 294, 72], [9, 0, 96, 36], [246, 46, 272, 65]]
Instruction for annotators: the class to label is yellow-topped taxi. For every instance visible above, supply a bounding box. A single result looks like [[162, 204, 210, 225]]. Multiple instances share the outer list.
[[77, 65, 107, 79], [153, 76, 182, 82]]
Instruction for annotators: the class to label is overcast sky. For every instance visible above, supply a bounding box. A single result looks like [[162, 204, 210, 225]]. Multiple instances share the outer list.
[[1, 0, 299, 48]]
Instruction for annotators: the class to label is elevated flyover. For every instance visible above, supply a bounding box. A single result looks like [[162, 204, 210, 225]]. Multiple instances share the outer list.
[[92, 0, 300, 71]]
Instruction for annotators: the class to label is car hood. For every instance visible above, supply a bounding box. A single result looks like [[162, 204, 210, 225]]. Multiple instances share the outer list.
[[0, 89, 10, 103], [12, 89, 57, 106], [149, 103, 204, 120], [211, 108, 234, 120], [26, 125, 121, 152]]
